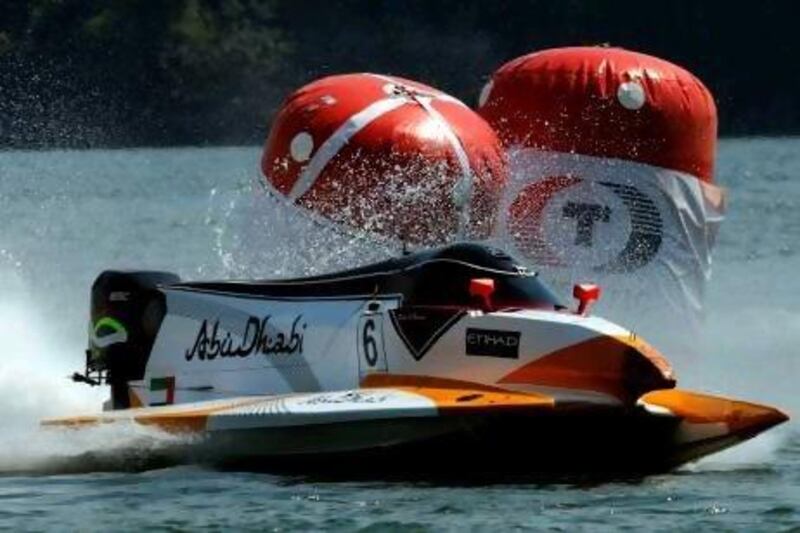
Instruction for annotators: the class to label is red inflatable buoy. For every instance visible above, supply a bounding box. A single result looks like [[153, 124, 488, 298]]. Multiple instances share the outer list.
[[476, 46, 723, 275], [262, 73, 507, 245], [477, 47, 725, 346]]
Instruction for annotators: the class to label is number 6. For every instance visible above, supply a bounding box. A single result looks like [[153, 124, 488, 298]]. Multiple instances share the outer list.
[[362, 319, 378, 367]]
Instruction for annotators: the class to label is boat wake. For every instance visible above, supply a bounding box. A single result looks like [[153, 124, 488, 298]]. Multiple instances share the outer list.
[[0, 424, 195, 475], [0, 257, 193, 475]]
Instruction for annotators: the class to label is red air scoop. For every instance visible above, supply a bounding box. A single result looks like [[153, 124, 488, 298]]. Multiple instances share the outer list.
[[573, 283, 601, 316], [470, 278, 496, 312]]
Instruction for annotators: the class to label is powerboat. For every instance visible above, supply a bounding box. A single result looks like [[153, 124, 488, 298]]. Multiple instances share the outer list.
[[44, 243, 788, 476]]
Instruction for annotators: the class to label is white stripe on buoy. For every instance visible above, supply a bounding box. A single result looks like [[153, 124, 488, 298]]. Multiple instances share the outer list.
[[288, 97, 408, 201], [288, 73, 476, 238], [415, 96, 475, 237]]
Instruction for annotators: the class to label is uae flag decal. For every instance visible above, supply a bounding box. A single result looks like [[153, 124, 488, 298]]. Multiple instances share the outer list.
[[149, 376, 176, 406]]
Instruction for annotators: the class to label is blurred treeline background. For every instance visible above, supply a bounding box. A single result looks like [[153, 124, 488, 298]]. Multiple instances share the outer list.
[[1, 0, 798, 148]]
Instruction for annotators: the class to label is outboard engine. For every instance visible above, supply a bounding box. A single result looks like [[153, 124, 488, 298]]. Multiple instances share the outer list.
[[76, 270, 180, 409]]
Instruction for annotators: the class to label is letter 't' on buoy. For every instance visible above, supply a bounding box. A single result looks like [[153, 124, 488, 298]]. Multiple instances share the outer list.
[[261, 73, 507, 245]]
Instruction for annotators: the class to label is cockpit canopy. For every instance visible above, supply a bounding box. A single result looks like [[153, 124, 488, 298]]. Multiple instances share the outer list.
[[178, 243, 564, 311], [398, 253, 562, 310]]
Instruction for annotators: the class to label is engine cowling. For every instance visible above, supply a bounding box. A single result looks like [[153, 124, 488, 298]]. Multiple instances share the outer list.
[[89, 270, 179, 408]]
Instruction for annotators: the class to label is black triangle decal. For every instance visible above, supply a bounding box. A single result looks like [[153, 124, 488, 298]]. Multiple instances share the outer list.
[[389, 308, 465, 361]]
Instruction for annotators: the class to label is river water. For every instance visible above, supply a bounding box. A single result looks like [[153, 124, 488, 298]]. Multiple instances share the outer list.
[[0, 139, 797, 531]]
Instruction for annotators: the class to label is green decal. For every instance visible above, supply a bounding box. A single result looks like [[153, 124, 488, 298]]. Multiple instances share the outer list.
[[94, 316, 127, 336], [90, 316, 129, 349], [150, 376, 175, 391]]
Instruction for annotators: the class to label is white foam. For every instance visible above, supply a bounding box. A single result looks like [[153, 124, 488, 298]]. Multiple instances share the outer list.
[[205, 176, 398, 280], [0, 259, 179, 473], [0, 262, 102, 430]]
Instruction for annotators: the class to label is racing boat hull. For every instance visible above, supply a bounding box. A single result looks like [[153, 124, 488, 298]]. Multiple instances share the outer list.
[[44, 384, 787, 477], [45, 244, 788, 477]]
